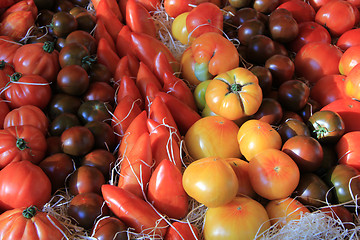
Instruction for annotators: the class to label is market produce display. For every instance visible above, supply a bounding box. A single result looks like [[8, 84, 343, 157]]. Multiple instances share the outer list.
[[0, 0, 360, 239]]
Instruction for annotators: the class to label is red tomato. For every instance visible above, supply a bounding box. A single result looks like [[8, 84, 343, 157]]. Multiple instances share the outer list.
[[126, 0, 156, 38], [0, 125, 47, 169], [315, 0, 358, 37], [277, 0, 315, 23], [0, 0, 37, 21], [344, 63, 360, 100], [336, 28, 360, 51], [172, 12, 195, 45], [204, 196, 271, 240], [102, 184, 168, 237], [0, 0, 15, 8], [248, 149, 300, 200], [310, 75, 350, 108], [165, 222, 199, 240], [3, 105, 49, 135], [339, 45, 360, 75], [0, 206, 67, 239], [0, 36, 21, 65], [147, 159, 188, 219], [0, 11, 35, 41], [182, 156, 238, 207], [0, 99, 9, 129], [186, 2, 223, 38], [4, 73, 51, 109], [288, 21, 331, 53], [164, 0, 194, 18], [12, 42, 60, 83], [185, 116, 242, 160], [321, 99, 360, 133], [294, 42, 342, 84], [336, 131, 360, 171], [0, 161, 51, 211]]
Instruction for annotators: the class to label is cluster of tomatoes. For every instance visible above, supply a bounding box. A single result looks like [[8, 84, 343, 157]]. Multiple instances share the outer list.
[[0, 0, 360, 239]]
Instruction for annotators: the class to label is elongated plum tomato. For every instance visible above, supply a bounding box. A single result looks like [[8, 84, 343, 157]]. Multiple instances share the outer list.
[[204, 196, 271, 240], [248, 149, 300, 200], [182, 157, 238, 208], [185, 116, 242, 160]]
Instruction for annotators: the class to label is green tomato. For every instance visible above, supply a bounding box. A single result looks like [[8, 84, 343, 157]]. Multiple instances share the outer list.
[[193, 80, 211, 111]]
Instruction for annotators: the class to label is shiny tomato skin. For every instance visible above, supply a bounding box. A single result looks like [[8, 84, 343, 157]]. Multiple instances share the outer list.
[[0, 11, 35, 41], [182, 157, 238, 208], [248, 149, 300, 200], [336, 131, 360, 171], [185, 116, 242, 160], [164, 222, 199, 240], [336, 28, 360, 51], [60, 126, 95, 156], [91, 216, 127, 240], [0, 99, 10, 129], [294, 42, 342, 84], [277, 0, 315, 23], [0, 36, 21, 65], [204, 196, 271, 240], [0, 160, 51, 211], [68, 165, 105, 195], [344, 63, 360, 101], [339, 45, 360, 76]]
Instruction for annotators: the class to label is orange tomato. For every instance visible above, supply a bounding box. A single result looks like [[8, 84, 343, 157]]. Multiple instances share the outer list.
[[184, 116, 242, 160], [344, 63, 360, 100], [266, 197, 310, 227], [204, 196, 271, 240], [237, 119, 282, 161], [248, 149, 300, 200], [339, 45, 360, 75], [182, 156, 238, 207]]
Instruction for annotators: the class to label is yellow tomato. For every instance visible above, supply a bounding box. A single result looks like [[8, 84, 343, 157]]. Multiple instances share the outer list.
[[204, 196, 271, 240], [182, 156, 238, 207], [237, 119, 282, 161], [171, 12, 195, 45], [185, 116, 242, 160]]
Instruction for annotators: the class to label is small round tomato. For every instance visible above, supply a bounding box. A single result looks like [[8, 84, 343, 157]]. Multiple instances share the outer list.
[[336, 28, 360, 51], [57, 64, 89, 96], [182, 156, 238, 207], [185, 116, 242, 160], [248, 149, 300, 200], [204, 196, 270, 240], [336, 131, 360, 171], [277, 118, 311, 143], [91, 217, 127, 240], [237, 119, 282, 161], [61, 126, 95, 156], [68, 165, 105, 195], [339, 45, 360, 76], [205, 67, 263, 120], [278, 79, 310, 112], [171, 12, 195, 45]]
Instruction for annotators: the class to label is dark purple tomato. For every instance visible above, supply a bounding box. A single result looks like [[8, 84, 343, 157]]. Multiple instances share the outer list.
[[77, 100, 112, 124], [84, 121, 117, 151], [65, 30, 97, 55], [88, 63, 112, 84], [231, 7, 259, 27], [250, 66, 273, 96], [68, 165, 105, 195], [246, 34, 276, 64], [58, 42, 90, 69], [265, 54, 294, 87], [277, 118, 311, 143], [49, 112, 81, 137], [46, 136, 63, 156], [278, 79, 310, 112], [269, 9, 299, 43], [47, 93, 82, 120], [253, 98, 283, 125], [253, 0, 280, 14], [53, 0, 75, 12], [298, 98, 321, 122], [75, 11, 97, 33], [91, 216, 127, 240], [51, 11, 77, 38], [61, 126, 95, 156], [81, 149, 117, 179], [238, 19, 266, 46], [57, 64, 90, 96], [83, 82, 116, 106]]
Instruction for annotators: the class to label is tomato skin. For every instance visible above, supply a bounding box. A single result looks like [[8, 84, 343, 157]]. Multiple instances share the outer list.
[[172, 12, 195, 45], [0, 36, 21, 65], [182, 156, 238, 207], [185, 116, 242, 160], [339, 45, 360, 76], [336, 28, 360, 51], [294, 42, 343, 84], [61, 126, 95, 157], [0, 11, 35, 41], [237, 119, 282, 161], [0, 125, 47, 169], [165, 222, 199, 240], [13, 42, 60, 83], [277, 0, 315, 23], [248, 149, 300, 200], [344, 63, 360, 101], [0, 99, 9, 129], [0, 161, 51, 211], [101, 184, 168, 237], [126, 0, 156, 38], [91, 216, 127, 240], [164, 0, 194, 18], [204, 196, 270, 240], [205, 67, 262, 121], [0, 206, 67, 239], [3, 105, 49, 135], [336, 131, 360, 171], [4, 73, 52, 110]]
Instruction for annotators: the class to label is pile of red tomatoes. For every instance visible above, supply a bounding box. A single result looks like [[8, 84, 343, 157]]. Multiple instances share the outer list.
[[0, 0, 359, 239]]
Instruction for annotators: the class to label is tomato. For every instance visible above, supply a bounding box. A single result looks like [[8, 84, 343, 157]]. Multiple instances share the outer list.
[[81, 149, 116, 179], [0, 11, 35, 41], [58, 42, 90, 69], [344, 63, 360, 101], [336, 131, 360, 171], [164, 0, 194, 18], [67, 192, 109, 230], [126, 0, 156, 38], [282, 135, 323, 172], [185, 33, 239, 83], [102, 184, 168, 237], [147, 159, 188, 219], [237, 19, 266, 46], [336, 28, 360, 51], [277, 0, 315, 23], [68, 165, 105, 195], [91, 216, 127, 240], [84, 81, 116, 106], [96, 0, 124, 42], [253, 98, 283, 125], [294, 42, 343, 84], [264, 54, 294, 87], [0, 125, 47, 169], [193, 79, 211, 111], [172, 12, 195, 45], [204, 196, 270, 240], [165, 222, 199, 240], [321, 98, 360, 133], [278, 80, 310, 112], [4, 73, 51, 110], [39, 153, 75, 193], [97, 38, 121, 76], [307, 110, 345, 143], [13, 41, 59, 83], [237, 119, 282, 161], [0, 161, 51, 211], [49, 113, 80, 137], [182, 156, 238, 207], [185, 116, 242, 160], [339, 46, 360, 76], [246, 35, 276, 65], [315, 0, 358, 37], [0, 38, 20, 66], [77, 100, 112, 125], [265, 197, 310, 227], [3, 105, 49, 135], [320, 206, 354, 229], [277, 118, 311, 143], [248, 149, 300, 200], [0, 0, 15, 8], [47, 93, 82, 120], [61, 126, 95, 156], [51, 11, 78, 38], [205, 68, 262, 120], [288, 21, 331, 53], [0, 99, 9, 129], [0, 206, 67, 239], [310, 75, 350, 108], [268, 9, 299, 43]]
